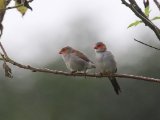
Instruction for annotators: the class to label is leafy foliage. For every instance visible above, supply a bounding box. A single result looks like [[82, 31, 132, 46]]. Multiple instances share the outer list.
[[15, 0, 32, 16], [128, 1, 159, 28], [144, 6, 151, 17], [128, 20, 142, 28], [151, 16, 160, 21], [15, 1, 27, 16], [0, 0, 6, 9]]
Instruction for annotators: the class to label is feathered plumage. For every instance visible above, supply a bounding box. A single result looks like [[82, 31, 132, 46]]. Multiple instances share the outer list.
[[94, 42, 121, 95], [59, 46, 95, 73]]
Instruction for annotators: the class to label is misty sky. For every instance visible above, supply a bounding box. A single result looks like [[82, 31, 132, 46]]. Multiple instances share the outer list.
[[1, 0, 159, 65]]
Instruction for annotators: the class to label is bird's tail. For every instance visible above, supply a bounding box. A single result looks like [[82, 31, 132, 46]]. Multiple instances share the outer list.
[[108, 77, 121, 95]]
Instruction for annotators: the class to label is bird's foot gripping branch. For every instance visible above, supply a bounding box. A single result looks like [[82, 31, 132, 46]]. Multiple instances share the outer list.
[[0, 42, 160, 83]]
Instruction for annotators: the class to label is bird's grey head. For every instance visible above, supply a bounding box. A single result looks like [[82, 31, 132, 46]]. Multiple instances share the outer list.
[[59, 46, 74, 55], [94, 42, 107, 52]]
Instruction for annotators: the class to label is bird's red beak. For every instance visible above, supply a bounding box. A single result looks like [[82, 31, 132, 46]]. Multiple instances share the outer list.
[[94, 45, 98, 49], [59, 50, 62, 54]]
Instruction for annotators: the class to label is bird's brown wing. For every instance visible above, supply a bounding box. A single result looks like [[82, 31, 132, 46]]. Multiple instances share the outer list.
[[72, 49, 90, 62]]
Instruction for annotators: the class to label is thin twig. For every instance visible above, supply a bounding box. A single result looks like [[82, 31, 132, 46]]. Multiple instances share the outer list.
[[121, 0, 160, 41], [28, 0, 34, 2], [0, 52, 5, 62], [1, 52, 12, 78], [0, 48, 6, 64], [134, 38, 160, 51], [0, 42, 8, 58], [1, 4, 24, 11], [6, 0, 12, 6], [0, 0, 34, 11], [154, 0, 160, 11], [121, 0, 130, 7]]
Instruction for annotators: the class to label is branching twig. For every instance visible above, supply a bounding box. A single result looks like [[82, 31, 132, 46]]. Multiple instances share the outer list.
[[1, 4, 24, 11], [121, 0, 160, 41], [0, 42, 8, 58], [134, 38, 160, 50], [6, 0, 12, 6], [0, 52, 12, 78], [4, 57, 160, 83], [0, 41, 159, 82], [0, 0, 159, 83], [0, 0, 34, 11], [154, 0, 160, 11]]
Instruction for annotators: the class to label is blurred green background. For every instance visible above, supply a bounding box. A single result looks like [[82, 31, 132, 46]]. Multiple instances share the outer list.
[[0, 49, 160, 120], [0, 31, 160, 120]]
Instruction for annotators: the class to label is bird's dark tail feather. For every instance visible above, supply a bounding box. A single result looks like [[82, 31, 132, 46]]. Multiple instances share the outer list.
[[108, 77, 121, 95]]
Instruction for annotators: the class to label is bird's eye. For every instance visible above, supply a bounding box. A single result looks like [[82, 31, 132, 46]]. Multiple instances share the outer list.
[[62, 48, 66, 52], [97, 44, 102, 47]]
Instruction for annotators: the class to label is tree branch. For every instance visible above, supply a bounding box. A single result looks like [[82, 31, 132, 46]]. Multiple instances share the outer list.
[[154, 0, 160, 11], [0, 0, 12, 37], [6, 0, 12, 6], [0, 41, 159, 82], [0, 0, 34, 11], [0, 55, 158, 83], [0, 52, 12, 78], [121, 0, 160, 41], [0, 42, 8, 58], [134, 38, 160, 50], [1, 3, 24, 11], [0, 1, 159, 83]]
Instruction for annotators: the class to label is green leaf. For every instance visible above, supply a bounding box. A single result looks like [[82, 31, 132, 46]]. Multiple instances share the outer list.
[[0, 0, 6, 9], [23, 0, 32, 11], [144, 6, 151, 17], [151, 16, 160, 21], [15, 1, 28, 16], [128, 20, 142, 28]]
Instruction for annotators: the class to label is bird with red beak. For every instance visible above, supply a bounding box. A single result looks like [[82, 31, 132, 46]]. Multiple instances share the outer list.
[[59, 46, 95, 73], [94, 42, 121, 95]]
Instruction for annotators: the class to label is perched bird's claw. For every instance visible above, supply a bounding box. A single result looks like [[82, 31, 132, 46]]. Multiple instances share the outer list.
[[71, 71, 77, 74], [59, 46, 95, 78], [71, 71, 77, 77], [103, 72, 112, 77], [94, 42, 121, 95], [84, 71, 87, 79], [107, 72, 113, 77], [98, 72, 103, 77]]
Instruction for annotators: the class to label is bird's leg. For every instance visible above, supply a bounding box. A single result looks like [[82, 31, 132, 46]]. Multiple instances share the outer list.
[[84, 70, 87, 79], [71, 70, 77, 73], [93, 68, 96, 74], [71, 70, 77, 77], [98, 72, 103, 78], [105, 71, 113, 77]]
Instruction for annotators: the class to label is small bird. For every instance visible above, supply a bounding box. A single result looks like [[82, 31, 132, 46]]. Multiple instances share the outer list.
[[59, 46, 95, 73], [94, 42, 121, 95]]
